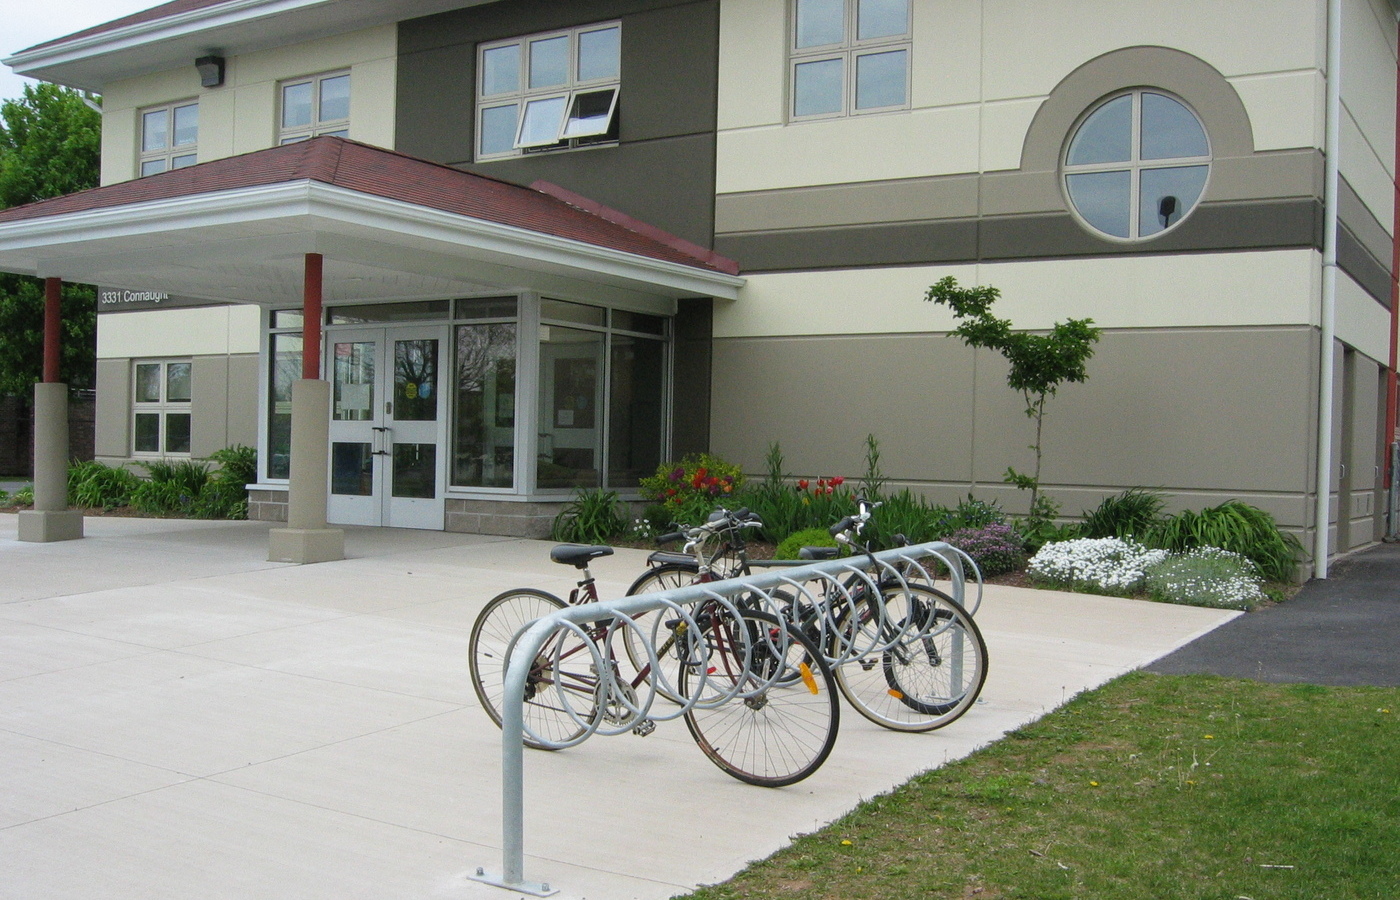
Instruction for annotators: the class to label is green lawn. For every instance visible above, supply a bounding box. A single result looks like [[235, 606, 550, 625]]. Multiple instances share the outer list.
[[683, 672, 1400, 900]]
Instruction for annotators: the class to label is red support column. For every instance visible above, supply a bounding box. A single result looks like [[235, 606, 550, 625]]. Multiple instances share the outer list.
[[303, 253, 323, 380], [43, 277, 61, 384]]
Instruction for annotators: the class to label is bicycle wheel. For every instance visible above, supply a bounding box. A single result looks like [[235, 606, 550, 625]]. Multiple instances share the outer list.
[[833, 584, 987, 732], [678, 608, 839, 787], [469, 588, 600, 750], [623, 563, 701, 702]]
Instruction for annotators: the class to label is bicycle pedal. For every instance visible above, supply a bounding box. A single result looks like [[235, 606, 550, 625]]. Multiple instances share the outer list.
[[632, 719, 656, 737]]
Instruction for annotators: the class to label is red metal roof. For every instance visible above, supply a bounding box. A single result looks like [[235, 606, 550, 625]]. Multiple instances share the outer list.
[[0, 137, 739, 276], [20, 0, 236, 53]]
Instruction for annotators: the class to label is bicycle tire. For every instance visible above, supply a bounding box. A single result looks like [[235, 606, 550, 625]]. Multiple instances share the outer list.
[[678, 608, 839, 787], [623, 563, 702, 702], [832, 584, 987, 732], [469, 588, 599, 750]]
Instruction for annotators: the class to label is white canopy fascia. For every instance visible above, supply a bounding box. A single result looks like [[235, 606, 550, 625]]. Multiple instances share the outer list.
[[0, 180, 744, 306]]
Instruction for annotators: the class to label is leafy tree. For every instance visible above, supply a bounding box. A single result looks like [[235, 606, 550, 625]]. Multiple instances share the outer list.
[[0, 83, 101, 394], [925, 276, 1101, 538]]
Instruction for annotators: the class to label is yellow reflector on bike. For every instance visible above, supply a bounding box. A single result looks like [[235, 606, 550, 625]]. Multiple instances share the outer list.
[[888, 689, 905, 700], [799, 662, 819, 694]]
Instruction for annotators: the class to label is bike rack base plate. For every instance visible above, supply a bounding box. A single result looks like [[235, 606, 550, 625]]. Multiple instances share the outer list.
[[468, 868, 559, 896]]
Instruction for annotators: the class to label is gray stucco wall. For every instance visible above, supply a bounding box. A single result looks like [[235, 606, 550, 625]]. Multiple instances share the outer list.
[[710, 326, 1330, 532], [396, 0, 720, 248]]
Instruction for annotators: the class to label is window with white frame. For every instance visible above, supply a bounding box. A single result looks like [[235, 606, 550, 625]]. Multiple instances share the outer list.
[[133, 360, 193, 455], [1062, 90, 1211, 240], [789, 0, 910, 120], [279, 72, 351, 144], [139, 101, 198, 176], [476, 22, 621, 160]]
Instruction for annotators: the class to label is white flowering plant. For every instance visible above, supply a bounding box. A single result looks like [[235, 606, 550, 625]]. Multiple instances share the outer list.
[[1143, 546, 1266, 610], [1027, 537, 1169, 595]]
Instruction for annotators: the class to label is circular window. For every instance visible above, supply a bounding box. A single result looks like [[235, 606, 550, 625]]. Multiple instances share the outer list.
[[1063, 90, 1210, 240]]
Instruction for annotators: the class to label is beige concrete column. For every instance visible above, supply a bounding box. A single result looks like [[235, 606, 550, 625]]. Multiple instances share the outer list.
[[268, 379, 344, 563], [18, 382, 84, 542]]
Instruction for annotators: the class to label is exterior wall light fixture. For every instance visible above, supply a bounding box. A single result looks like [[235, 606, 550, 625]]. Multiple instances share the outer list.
[[196, 55, 225, 88]]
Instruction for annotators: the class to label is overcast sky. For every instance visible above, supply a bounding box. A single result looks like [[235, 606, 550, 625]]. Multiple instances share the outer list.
[[1, 1, 158, 104]]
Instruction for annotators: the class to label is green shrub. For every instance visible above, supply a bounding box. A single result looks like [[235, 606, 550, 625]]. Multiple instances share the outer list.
[[67, 460, 141, 509], [141, 459, 212, 497], [1143, 547, 1266, 610], [208, 444, 257, 488], [775, 527, 838, 560], [1147, 500, 1302, 583], [10, 484, 34, 506], [1078, 488, 1166, 539], [862, 488, 951, 548], [192, 445, 257, 519], [130, 479, 188, 514], [0, 488, 8, 506], [736, 443, 812, 542], [946, 495, 1006, 532], [551, 488, 628, 544]]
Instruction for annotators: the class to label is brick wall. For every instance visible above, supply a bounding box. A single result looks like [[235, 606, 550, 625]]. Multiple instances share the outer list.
[[0, 391, 96, 477]]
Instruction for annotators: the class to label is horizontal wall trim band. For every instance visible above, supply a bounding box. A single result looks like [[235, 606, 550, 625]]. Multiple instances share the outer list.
[[715, 149, 1323, 232], [712, 323, 1316, 343], [715, 198, 1391, 310]]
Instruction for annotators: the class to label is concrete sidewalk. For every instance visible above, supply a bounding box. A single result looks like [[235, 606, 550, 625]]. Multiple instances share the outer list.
[[0, 514, 1237, 900]]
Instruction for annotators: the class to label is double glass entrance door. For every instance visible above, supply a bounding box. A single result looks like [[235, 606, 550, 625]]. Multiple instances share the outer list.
[[327, 327, 446, 529]]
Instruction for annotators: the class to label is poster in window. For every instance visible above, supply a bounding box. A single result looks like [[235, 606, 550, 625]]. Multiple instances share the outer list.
[[553, 357, 595, 429]]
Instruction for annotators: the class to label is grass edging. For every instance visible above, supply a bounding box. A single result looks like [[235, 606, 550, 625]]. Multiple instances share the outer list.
[[683, 671, 1399, 900]]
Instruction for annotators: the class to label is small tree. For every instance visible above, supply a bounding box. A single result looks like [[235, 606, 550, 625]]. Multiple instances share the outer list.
[[0, 84, 101, 395], [924, 276, 1101, 535]]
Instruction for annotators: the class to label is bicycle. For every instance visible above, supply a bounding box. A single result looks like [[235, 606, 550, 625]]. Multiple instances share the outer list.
[[789, 500, 988, 732], [468, 541, 841, 787], [628, 501, 988, 733]]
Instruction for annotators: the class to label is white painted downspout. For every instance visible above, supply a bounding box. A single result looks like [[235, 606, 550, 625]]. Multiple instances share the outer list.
[[1315, 0, 1343, 579]]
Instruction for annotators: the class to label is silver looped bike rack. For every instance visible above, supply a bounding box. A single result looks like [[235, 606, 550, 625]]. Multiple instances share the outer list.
[[470, 541, 974, 896]]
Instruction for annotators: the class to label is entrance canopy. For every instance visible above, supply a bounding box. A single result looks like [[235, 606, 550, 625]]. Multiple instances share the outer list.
[[0, 136, 742, 311]]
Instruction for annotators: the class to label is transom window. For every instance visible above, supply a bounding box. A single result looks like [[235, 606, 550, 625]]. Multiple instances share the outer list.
[[790, 0, 910, 120], [139, 101, 198, 176], [1062, 90, 1211, 240], [476, 22, 621, 160], [280, 72, 351, 144], [133, 360, 192, 455]]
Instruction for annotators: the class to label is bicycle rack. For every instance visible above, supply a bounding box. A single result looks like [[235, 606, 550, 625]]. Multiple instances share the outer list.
[[470, 541, 972, 896]]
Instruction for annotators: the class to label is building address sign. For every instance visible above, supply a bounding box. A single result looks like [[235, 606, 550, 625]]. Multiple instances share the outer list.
[[98, 286, 213, 313]]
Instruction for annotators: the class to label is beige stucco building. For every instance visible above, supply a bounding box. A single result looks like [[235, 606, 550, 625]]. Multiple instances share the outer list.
[[3, 0, 1398, 574]]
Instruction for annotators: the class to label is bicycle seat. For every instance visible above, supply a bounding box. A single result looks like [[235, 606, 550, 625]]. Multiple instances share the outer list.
[[550, 544, 615, 568], [798, 546, 840, 560]]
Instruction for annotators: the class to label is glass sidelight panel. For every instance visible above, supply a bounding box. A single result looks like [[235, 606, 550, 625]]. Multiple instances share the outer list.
[[268, 332, 302, 479], [453, 323, 516, 488], [394, 339, 439, 421], [537, 325, 603, 489], [333, 341, 375, 421], [608, 334, 665, 487], [393, 443, 437, 498], [331, 442, 373, 495]]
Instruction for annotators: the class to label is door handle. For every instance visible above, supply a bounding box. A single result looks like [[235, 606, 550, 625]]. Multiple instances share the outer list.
[[372, 426, 391, 456]]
